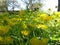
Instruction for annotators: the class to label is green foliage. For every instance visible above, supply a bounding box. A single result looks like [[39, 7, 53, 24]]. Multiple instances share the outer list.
[[0, 10, 60, 45]]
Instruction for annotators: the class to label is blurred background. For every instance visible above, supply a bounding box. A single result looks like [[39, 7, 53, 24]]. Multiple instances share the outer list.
[[0, 0, 58, 12]]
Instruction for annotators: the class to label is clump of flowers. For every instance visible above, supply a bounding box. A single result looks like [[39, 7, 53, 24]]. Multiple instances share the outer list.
[[21, 30, 30, 36], [0, 25, 10, 35], [36, 24, 48, 29], [0, 11, 60, 45]]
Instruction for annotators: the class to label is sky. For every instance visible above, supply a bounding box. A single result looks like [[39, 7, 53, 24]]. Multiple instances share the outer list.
[[8, 0, 26, 11], [40, 0, 58, 12], [8, 0, 58, 12]]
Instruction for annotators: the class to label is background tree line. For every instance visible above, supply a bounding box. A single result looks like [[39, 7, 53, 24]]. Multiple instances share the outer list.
[[0, 0, 59, 12]]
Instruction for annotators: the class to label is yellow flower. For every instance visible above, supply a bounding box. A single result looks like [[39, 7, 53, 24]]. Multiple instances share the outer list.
[[30, 37, 41, 45], [36, 24, 48, 29], [11, 18, 17, 20], [28, 24, 34, 28], [19, 10, 26, 16], [51, 15, 56, 19], [11, 18, 22, 21], [40, 14, 47, 17], [40, 14, 48, 20], [46, 16, 52, 21], [19, 18, 22, 21], [3, 17, 9, 20], [30, 37, 48, 45], [21, 30, 29, 36], [34, 18, 39, 22], [0, 36, 13, 44], [8, 18, 22, 26], [41, 38, 49, 45], [4, 36, 13, 43], [22, 24, 27, 29], [0, 25, 10, 35], [0, 36, 3, 42], [3, 17, 18, 26], [54, 12, 60, 15], [40, 14, 52, 21], [56, 19, 60, 22], [8, 21, 17, 26]]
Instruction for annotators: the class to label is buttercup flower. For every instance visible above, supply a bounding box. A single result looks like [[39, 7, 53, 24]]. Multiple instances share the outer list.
[[21, 30, 29, 36], [4, 36, 13, 43], [8, 18, 22, 26], [40, 14, 48, 20], [56, 19, 60, 22], [54, 12, 60, 15], [22, 24, 27, 29], [46, 16, 52, 21], [36, 24, 48, 29], [0, 36, 3, 42], [0, 25, 10, 35], [51, 15, 56, 19], [34, 18, 40, 22], [30, 37, 48, 45]]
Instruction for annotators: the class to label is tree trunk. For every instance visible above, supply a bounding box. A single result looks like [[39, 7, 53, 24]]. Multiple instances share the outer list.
[[29, 0, 32, 8], [58, 0, 60, 11]]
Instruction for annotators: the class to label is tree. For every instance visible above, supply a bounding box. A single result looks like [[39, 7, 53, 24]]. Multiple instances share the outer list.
[[21, 0, 42, 11], [29, 3, 42, 11], [8, 0, 20, 11], [0, 0, 8, 11]]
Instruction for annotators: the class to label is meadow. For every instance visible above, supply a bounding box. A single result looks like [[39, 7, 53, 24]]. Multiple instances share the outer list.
[[0, 10, 60, 45]]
